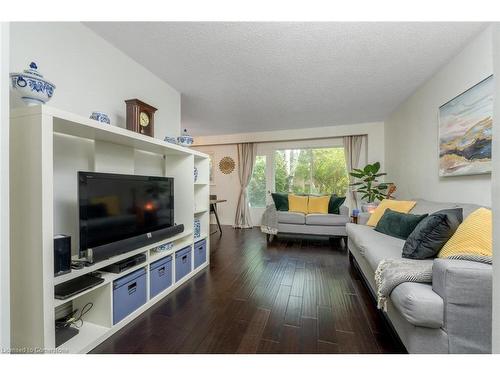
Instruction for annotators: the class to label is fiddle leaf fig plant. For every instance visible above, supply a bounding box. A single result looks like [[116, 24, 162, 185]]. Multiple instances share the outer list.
[[349, 162, 390, 203]]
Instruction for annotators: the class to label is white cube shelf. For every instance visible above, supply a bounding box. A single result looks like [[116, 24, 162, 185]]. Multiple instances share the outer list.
[[10, 105, 210, 353]]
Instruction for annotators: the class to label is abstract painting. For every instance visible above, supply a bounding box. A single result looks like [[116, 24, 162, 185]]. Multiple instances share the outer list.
[[439, 75, 493, 177]]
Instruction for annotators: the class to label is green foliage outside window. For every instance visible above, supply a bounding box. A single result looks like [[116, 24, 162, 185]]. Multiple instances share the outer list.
[[248, 148, 349, 208], [275, 148, 348, 196], [248, 156, 267, 207]]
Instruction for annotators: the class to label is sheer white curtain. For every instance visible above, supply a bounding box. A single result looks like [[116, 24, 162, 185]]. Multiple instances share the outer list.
[[234, 143, 257, 228], [343, 135, 366, 209]]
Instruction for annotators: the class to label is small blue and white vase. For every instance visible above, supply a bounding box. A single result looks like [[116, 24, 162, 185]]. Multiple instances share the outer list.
[[194, 166, 199, 183], [164, 136, 177, 144], [156, 241, 174, 252], [177, 129, 194, 147], [194, 218, 201, 239], [90, 111, 111, 124], [10, 62, 56, 106]]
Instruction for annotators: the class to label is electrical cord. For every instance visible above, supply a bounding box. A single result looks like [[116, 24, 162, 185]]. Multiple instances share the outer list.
[[71, 302, 93, 328], [55, 302, 94, 329]]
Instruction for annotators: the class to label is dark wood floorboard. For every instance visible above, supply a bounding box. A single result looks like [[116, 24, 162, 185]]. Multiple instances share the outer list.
[[91, 226, 406, 354]]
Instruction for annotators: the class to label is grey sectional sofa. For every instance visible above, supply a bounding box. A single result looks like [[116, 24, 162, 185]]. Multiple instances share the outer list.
[[346, 199, 492, 354], [274, 205, 350, 238]]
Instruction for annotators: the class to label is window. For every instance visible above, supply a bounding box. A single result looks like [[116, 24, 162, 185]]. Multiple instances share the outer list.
[[248, 155, 267, 208], [274, 148, 348, 196]]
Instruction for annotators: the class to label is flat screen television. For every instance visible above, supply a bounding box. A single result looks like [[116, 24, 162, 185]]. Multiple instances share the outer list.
[[78, 172, 179, 263]]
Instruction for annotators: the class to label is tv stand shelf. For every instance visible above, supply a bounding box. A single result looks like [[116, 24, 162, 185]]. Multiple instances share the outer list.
[[10, 106, 210, 353], [54, 230, 193, 286]]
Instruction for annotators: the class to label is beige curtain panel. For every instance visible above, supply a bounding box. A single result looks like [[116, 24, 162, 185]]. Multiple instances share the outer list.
[[234, 142, 257, 228], [343, 135, 365, 209]]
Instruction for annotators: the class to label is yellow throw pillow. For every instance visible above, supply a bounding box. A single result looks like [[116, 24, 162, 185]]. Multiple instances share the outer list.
[[438, 207, 492, 258], [307, 195, 330, 214], [366, 199, 417, 227], [288, 194, 309, 214]]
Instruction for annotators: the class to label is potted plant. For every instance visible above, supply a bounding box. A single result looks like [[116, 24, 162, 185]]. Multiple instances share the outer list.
[[349, 162, 391, 212]]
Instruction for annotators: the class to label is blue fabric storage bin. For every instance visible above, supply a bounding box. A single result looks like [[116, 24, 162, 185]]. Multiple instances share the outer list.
[[175, 246, 192, 282], [150, 255, 172, 298], [113, 268, 147, 325], [194, 239, 207, 269]]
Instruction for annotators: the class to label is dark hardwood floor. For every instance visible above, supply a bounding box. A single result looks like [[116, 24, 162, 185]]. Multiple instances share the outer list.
[[91, 226, 406, 354]]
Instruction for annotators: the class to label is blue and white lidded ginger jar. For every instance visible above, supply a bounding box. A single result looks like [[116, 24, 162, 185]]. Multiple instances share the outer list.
[[194, 166, 199, 182], [164, 136, 178, 144], [177, 129, 194, 147], [90, 111, 111, 124], [194, 218, 201, 239], [10, 62, 56, 106]]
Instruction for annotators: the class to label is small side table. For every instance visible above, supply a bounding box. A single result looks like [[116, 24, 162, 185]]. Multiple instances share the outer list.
[[350, 215, 358, 224]]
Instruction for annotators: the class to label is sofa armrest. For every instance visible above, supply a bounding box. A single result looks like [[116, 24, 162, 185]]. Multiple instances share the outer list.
[[357, 212, 371, 225], [339, 205, 349, 217], [432, 258, 492, 353]]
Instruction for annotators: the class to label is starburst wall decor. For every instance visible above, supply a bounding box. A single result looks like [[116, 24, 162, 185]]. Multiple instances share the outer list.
[[219, 156, 235, 174]]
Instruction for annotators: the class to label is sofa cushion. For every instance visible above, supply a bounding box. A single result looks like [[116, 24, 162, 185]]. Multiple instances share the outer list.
[[374, 209, 427, 240], [366, 199, 417, 227], [403, 208, 463, 260], [346, 223, 404, 270], [271, 192, 289, 211], [391, 282, 444, 328], [328, 196, 346, 214], [278, 211, 305, 225], [410, 199, 457, 215], [306, 214, 349, 226], [410, 199, 484, 219], [439, 207, 492, 258], [288, 194, 309, 214], [308, 195, 330, 214]]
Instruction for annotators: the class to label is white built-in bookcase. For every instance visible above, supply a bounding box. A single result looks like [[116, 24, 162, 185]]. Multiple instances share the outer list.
[[9, 105, 210, 353]]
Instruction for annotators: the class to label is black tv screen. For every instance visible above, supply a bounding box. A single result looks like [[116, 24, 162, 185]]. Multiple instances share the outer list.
[[78, 172, 174, 256]]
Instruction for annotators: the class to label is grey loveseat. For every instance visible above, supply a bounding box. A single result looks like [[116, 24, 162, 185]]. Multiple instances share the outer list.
[[346, 199, 492, 354], [272, 205, 350, 239]]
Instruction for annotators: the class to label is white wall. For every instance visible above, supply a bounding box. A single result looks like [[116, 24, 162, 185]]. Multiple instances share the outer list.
[[491, 23, 500, 354], [385, 27, 493, 206], [193, 121, 384, 226], [194, 144, 239, 226], [10, 22, 181, 140], [0, 22, 10, 351]]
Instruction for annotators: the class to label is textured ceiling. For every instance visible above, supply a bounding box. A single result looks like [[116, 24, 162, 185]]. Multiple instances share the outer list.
[[85, 22, 486, 136]]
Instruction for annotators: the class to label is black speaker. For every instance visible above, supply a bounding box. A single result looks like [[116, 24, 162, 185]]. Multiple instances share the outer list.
[[54, 235, 71, 276]]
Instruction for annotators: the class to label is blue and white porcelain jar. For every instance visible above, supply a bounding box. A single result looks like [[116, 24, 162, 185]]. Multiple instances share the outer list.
[[10, 62, 56, 106], [194, 166, 199, 183], [194, 218, 201, 239], [164, 136, 178, 145], [90, 111, 111, 124], [177, 129, 194, 147]]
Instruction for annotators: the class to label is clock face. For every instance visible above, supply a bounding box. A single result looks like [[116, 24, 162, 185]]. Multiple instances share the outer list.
[[139, 111, 150, 127]]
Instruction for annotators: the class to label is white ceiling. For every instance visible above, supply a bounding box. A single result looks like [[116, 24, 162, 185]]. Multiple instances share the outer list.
[[86, 22, 487, 136]]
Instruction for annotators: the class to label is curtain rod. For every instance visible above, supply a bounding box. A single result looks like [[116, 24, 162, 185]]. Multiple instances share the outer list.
[[193, 134, 368, 147]]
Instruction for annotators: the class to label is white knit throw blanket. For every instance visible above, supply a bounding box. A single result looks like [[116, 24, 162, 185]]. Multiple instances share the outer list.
[[260, 204, 278, 235], [374, 259, 433, 311]]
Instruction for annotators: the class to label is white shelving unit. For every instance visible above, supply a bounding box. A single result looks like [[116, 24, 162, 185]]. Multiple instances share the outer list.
[[193, 156, 210, 243], [9, 105, 210, 353]]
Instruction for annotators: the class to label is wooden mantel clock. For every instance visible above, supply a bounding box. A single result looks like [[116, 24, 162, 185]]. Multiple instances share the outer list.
[[125, 99, 157, 137]]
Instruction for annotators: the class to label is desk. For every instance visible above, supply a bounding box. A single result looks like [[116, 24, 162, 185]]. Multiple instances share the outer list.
[[210, 199, 227, 235]]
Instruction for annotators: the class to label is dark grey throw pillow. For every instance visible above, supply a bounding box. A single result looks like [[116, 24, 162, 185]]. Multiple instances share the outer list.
[[402, 208, 463, 259]]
